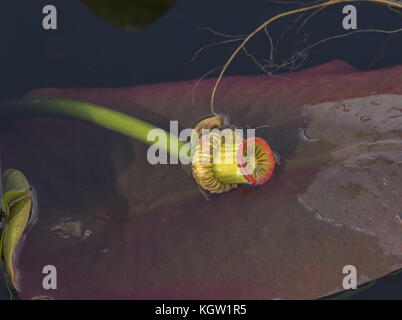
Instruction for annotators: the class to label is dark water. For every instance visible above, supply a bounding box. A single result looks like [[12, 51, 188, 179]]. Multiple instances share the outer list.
[[2, 0, 402, 102], [1, 0, 402, 299]]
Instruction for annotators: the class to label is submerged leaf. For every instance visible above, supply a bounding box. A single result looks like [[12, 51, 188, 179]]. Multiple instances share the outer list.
[[0, 170, 32, 291], [82, 0, 178, 31]]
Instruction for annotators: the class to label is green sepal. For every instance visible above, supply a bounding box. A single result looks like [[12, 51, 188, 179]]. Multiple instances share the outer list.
[[0, 170, 32, 291]]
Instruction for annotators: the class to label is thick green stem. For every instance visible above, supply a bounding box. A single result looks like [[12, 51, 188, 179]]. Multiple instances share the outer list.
[[0, 98, 189, 159]]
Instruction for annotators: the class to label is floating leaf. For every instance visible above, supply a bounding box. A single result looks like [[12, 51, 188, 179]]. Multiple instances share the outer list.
[[6, 61, 402, 299], [82, 0, 178, 31], [0, 169, 32, 291]]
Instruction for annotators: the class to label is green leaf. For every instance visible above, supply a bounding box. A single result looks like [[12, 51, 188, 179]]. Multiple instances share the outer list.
[[0, 169, 32, 291], [82, 0, 178, 31]]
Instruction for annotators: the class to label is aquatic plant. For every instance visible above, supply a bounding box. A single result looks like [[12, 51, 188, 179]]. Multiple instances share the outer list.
[[1, 0, 401, 299], [0, 98, 276, 191], [192, 130, 275, 193], [0, 97, 277, 291], [0, 169, 32, 292]]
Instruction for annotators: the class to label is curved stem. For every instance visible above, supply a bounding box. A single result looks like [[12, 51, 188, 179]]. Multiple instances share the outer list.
[[0, 98, 189, 159]]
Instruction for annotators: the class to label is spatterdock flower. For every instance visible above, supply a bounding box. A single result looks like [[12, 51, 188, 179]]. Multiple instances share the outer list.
[[191, 129, 276, 193]]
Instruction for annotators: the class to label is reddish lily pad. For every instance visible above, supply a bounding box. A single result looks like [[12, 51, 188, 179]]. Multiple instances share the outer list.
[[1, 60, 402, 299]]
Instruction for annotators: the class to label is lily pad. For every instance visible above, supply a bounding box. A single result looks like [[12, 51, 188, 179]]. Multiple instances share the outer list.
[[82, 0, 178, 31], [1, 61, 402, 299]]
